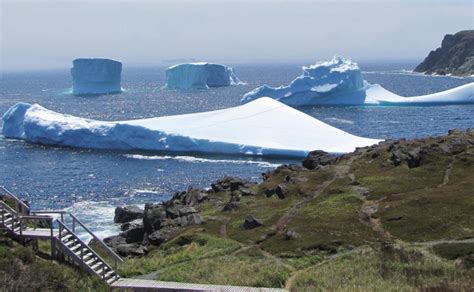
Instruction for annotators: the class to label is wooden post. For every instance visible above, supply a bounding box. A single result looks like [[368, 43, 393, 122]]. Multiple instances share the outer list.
[[19, 217, 23, 236], [50, 218, 56, 259]]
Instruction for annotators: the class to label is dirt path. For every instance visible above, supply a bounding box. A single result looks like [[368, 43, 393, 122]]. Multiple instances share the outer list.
[[439, 157, 455, 187]]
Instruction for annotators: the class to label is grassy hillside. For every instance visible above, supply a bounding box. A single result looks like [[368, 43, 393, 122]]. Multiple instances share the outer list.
[[118, 129, 474, 291], [0, 234, 105, 291]]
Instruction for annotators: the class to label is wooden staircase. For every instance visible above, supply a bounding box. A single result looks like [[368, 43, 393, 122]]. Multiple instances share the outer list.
[[0, 186, 123, 287]]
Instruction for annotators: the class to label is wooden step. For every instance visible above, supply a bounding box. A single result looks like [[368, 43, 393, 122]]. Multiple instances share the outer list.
[[101, 271, 115, 280], [61, 234, 74, 242], [90, 261, 106, 271], [74, 249, 93, 258], [106, 276, 120, 285], [65, 239, 79, 248], [85, 258, 99, 266], [70, 244, 86, 253], [83, 253, 95, 262]]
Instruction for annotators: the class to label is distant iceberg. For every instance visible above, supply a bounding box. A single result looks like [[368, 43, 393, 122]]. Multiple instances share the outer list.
[[165, 62, 243, 90], [71, 58, 123, 95], [2, 98, 380, 158], [241, 56, 474, 106]]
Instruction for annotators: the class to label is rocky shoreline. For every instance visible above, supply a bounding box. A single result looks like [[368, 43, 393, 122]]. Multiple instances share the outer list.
[[104, 128, 474, 258]]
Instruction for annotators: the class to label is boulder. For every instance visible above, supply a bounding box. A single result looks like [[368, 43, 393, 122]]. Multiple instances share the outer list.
[[121, 222, 145, 244], [143, 204, 167, 233], [103, 235, 127, 250], [148, 227, 176, 246], [240, 188, 257, 196], [116, 243, 147, 257], [303, 150, 335, 170], [275, 184, 288, 199], [223, 201, 240, 211], [243, 215, 263, 230], [114, 205, 144, 223]]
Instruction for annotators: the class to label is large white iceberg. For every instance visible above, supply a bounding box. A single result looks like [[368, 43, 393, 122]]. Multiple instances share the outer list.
[[71, 58, 123, 95], [241, 57, 474, 106], [2, 98, 380, 158], [165, 62, 243, 90]]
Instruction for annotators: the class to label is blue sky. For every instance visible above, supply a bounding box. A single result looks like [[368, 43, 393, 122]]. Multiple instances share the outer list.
[[1, 0, 473, 71]]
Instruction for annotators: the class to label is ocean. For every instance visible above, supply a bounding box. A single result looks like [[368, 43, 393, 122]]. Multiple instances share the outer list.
[[1, 61, 473, 238]]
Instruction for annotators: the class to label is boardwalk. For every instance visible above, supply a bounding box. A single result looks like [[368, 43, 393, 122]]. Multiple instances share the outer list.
[[112, 278, 287, 292]]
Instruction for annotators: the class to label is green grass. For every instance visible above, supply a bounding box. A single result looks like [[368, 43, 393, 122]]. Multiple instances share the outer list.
[[432, 242, 474, 260], [157, 254, 291, 288], [119, 233, 241, 277], [290, 246, 473, 291], [376, 183, 474, 242], [261, 189, 380, 255], [0, 236, 105, 291]]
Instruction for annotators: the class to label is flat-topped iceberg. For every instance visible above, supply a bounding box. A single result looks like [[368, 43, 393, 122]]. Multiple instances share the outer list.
[[165, 62, 243, 90], [241, 56, 474, 106], [2, 98, 380, 158], [71, 58, 123, 95]]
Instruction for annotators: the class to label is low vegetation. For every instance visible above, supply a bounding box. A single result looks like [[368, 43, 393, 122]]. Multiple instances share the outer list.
[[0, 234, 105, 291], [115, 130, 474, 290]]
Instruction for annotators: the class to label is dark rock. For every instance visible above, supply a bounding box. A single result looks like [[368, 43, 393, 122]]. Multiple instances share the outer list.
[[448, 129, 463, 136], [386, 216, 403, 221], [223, 201, 240, 211], [178, 206, 197, 216], [390, 146, 427, 168], [121, 222, 145, 244], [148, 227, 176, 245], [240, 188, 257, 196], [243, 215, 263, 230], [165, 205, 181, 219], [116, 243, 147, 257], [414, 30, 474, 76], [211, 183, 225, 193], [143, 204, 166, 233], [303, 150, 335, 170], [186, 213, 204, 225], [120, 219, 143, 232], [264, 188, 275, 198], [103, 235, 127, 250], [275, 184, 288, 199], [114, 205, 144, 223], [183, 189, 208, 205]]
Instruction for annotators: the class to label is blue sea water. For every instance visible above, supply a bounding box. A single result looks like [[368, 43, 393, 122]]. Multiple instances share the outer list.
[[1, 62, 473, 238]]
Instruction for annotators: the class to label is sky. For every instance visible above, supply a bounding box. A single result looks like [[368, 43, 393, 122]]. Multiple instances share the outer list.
[[1, 0, 473, 71]]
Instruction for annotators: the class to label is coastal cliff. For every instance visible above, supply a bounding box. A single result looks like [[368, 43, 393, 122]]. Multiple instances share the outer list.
[[414, 30, 474, 76]]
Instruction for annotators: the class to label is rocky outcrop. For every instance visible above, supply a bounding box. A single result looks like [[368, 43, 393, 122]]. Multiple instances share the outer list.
[[302, 150, 335, 170], [105, 187, 208, 257], [414, 30, 474, 76], [243, 215, 263, 230], [114, 205, 144, 223]]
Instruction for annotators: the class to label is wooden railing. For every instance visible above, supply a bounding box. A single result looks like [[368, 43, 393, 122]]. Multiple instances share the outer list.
[[0, 186, 122, 285], [0, 186, 30, 215], [57, 220, 119, 282], [69, 213, 124, 270]]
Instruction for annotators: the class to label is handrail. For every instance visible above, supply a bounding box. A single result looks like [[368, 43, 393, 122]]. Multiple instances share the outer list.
[[32, 211, 67, 214], [19, 215, 54, 220], [0, 200, 18, 215], [69, 213, 123, 263], [0, 186, 30, 214], [57, 220, 117, 280]]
